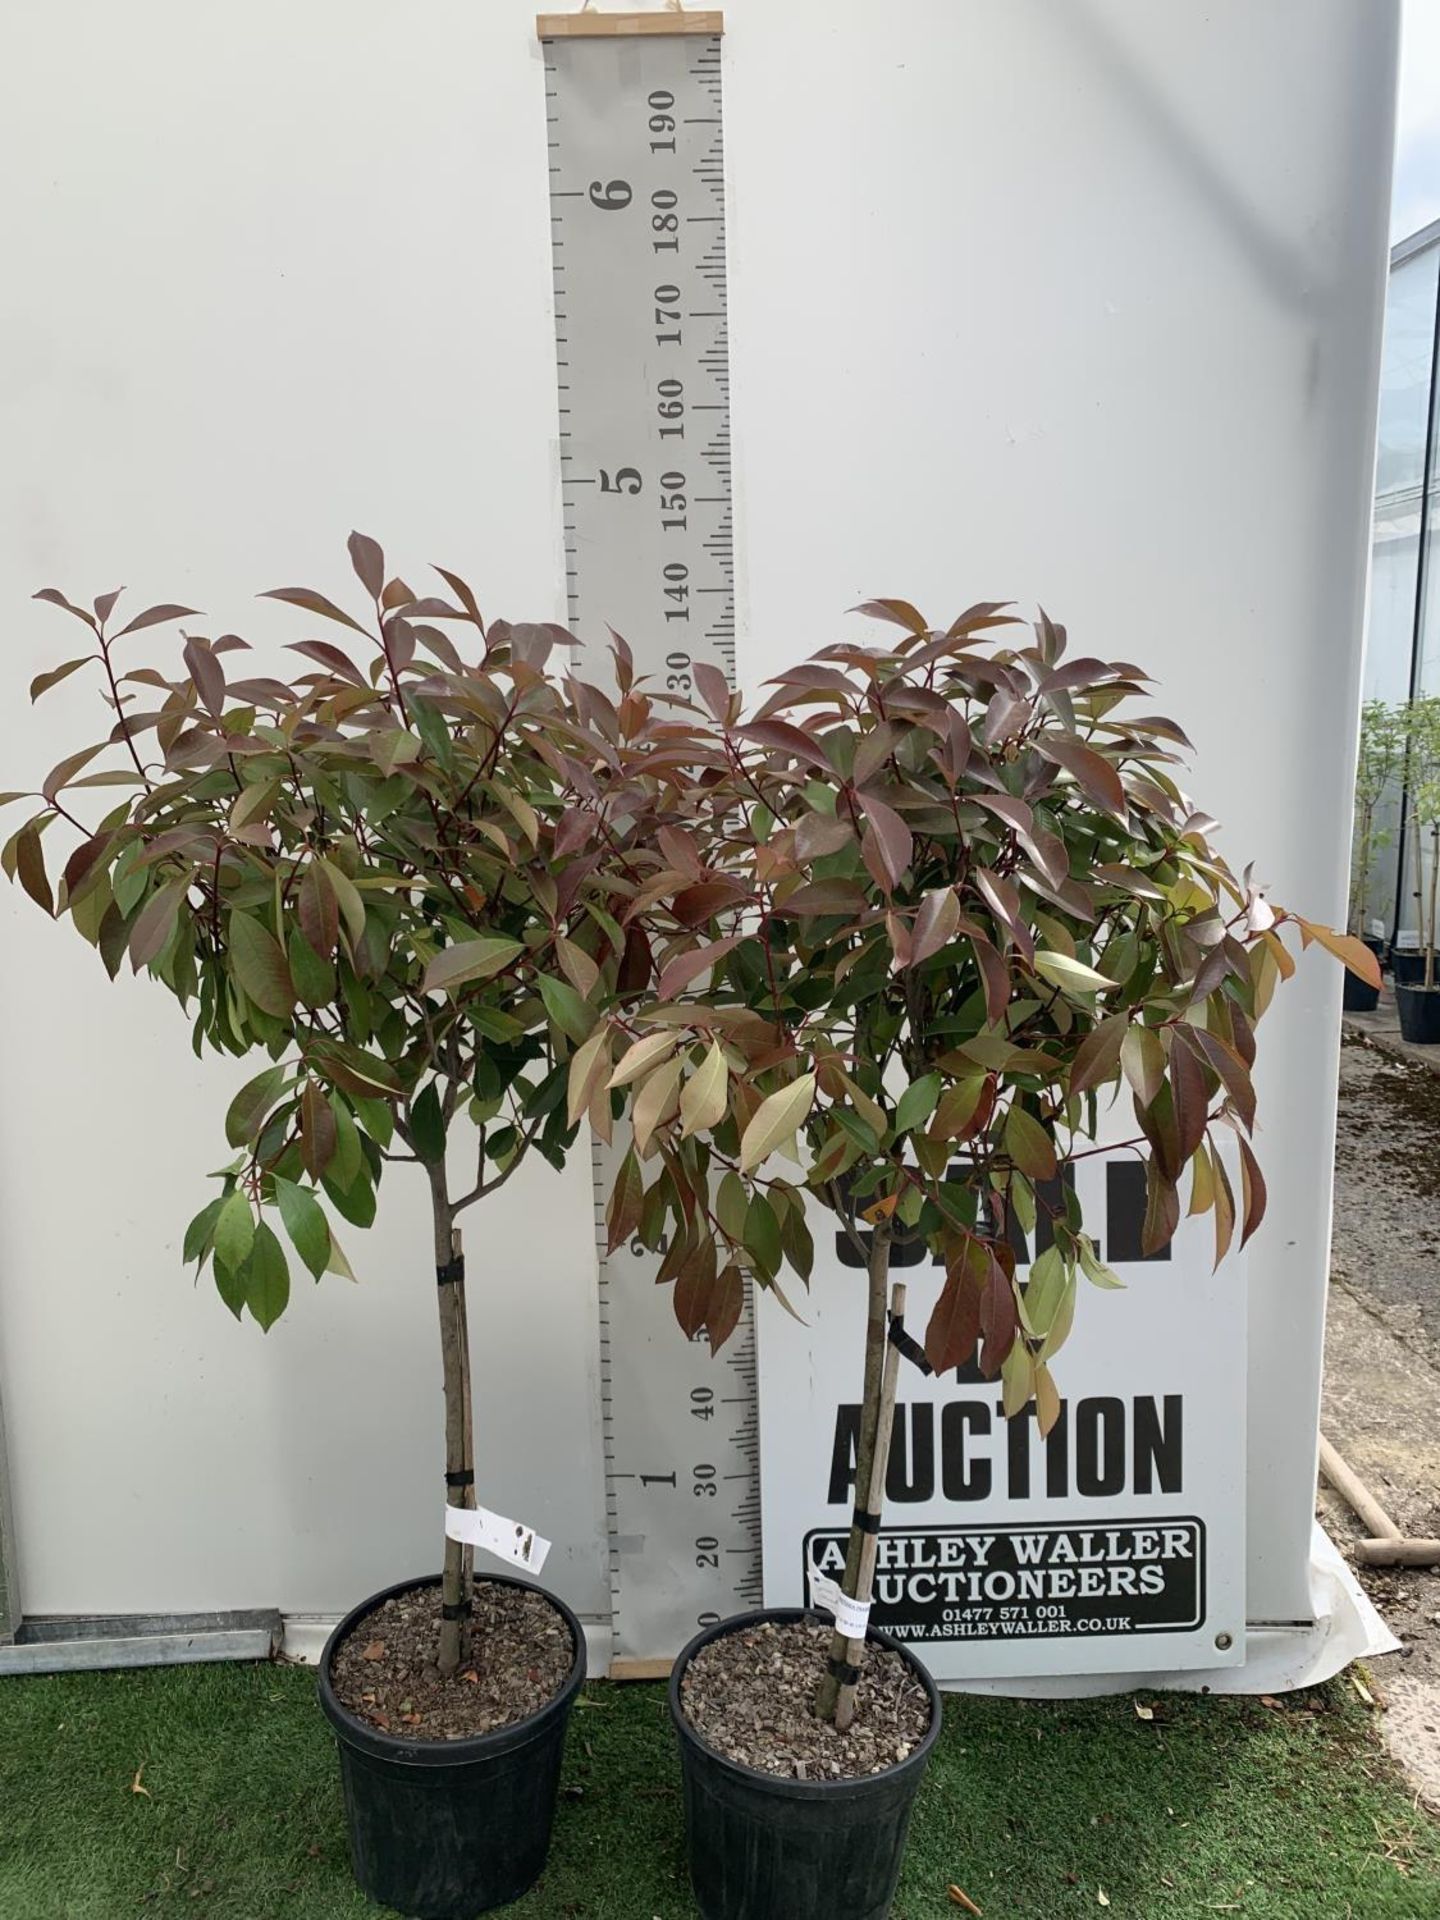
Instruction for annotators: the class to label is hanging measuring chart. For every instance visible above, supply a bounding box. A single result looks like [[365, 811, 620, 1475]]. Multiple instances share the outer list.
[[538, 10, 759, 1669]]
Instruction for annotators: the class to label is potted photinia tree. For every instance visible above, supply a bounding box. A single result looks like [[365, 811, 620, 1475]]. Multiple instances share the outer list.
[[1396, 694, 1440, 1041], [582, 602, 1378, 1920], [1346, 698, 1402, 1010], [1, 537, 676, 1920]]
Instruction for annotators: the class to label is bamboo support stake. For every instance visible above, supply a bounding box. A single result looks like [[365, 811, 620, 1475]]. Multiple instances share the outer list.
[[834, 1280, 907, 1734], [1318, 1435, 1440, 1567]]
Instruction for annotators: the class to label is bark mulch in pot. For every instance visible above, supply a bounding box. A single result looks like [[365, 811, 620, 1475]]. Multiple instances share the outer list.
[[330, 1580, 573, 1742], [680, 1617, 932, 1781]]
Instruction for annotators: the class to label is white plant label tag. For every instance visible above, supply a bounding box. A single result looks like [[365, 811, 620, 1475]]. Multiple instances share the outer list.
[[806, 1557, 872, 1640], [444, 1502, 551, 1576]]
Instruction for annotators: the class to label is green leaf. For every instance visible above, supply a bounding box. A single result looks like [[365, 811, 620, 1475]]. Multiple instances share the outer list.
[[424, 937, 524, 995], [353, 1094, 395, 1150], [213, 1189, 255, 1278], [229, 911, 296, 1017], [319, 858, 366, 950], [182, 1197, 224, 1268], [328, 1096, 362, 1190], [537, 972, 597, 1045], [679, 1041, 728, 1139], [225, 1065, 290, 1149], [1004, 1103, 1057, 1181], [894, 1073, 941, 1136], [410, 1081, 446, 1165], [1033, 950, 1118, 995], [743, 1192, 782, 1280], [739, 1074, 817, 1174], [322, 1165, 376, 1229], [214, 1257, 247, 1320], [287, 928, 335, 1008], [1078, 1236, 1125, 1289], [716, 1171, 749, 1243], [273, 1177, 331, 1281], [242, 1221, 291, 1330]]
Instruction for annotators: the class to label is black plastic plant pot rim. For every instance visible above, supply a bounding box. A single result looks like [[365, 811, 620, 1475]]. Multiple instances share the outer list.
[[668, 1606, 942, 1797], [317, 1571, 586, 1769]]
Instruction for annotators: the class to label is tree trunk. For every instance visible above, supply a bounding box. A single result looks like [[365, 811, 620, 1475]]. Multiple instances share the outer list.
[[1428, 824, 1439, 992], [815, 1218, 892, 1722], [834, 1279, 907, 1732], [430, 1163, 474, 1678]]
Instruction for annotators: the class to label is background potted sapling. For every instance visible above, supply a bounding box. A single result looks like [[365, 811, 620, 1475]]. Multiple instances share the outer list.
[[587, 602, 1379, 1920], [1346, 698, 1403, 1009], [1, 536, 665, 1920], [1395, 694, 1440, 1041]]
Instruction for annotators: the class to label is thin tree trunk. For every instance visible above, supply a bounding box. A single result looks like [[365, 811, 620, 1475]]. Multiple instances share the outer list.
[[834, 1279, 907, 1733], [816, 1218, 892, 1721], [1428, 824, 1439, 992], [1414, 808, 1428, 992], [430, 1163, 474, 1678]]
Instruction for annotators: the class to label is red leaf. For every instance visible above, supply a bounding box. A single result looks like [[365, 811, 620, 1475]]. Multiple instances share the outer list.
[[1186, 1027, 1256, 1132], [1168, 1037, 1210, 1163], [113, 603, 201, 637], [925, 1237, 988, 1374], [855, 789, 913, 887], [707, 1265, 744, 1355], [673, 1236, 718, 1339], [1070, 1015, 1128, 1097], [1237, 1137, 1267, 1248], [299, 1081, 338, 1181], [14, 824, 54, 916], [972, 934, 1011, 1026], [1036, 733, 1128, 821], [183, 637, 226, 717], [850, 597, 929, 635], [734, 720, 832, 772], [1142, 1160, 1181, 1256], [671, 878, 748, 927], [285, 640, 368, 686], [348, 532, 385, 599], [692, 662, 732, 722], [910, 888, 961, 967], [781, 878, 867, 917], [261, 587, 369, 635], [978, 1260, 1018, 1377], [299, 861, 339, 959], [657, 933, 741, 1000]]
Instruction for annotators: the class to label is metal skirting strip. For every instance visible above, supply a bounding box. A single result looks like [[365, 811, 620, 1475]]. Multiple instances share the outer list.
[[0, 1609, 281, 1675]]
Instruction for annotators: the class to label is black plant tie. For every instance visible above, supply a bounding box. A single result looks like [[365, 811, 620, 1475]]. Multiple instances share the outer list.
[[436, 1255, 465, 1286], [827, 1655, 862, 1684], [852, 1507, 882, 1535], [441, 1600, 471, 1622], [888, 1310, 933, 1376], [445, 1469, 475, 1489]]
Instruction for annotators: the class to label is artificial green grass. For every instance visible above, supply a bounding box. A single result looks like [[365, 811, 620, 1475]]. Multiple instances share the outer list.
[[0, 1661, 1434, 1918]]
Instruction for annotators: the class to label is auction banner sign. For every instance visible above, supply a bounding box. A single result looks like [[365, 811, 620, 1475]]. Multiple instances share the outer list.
[[758, 1154, 1247, 1680]]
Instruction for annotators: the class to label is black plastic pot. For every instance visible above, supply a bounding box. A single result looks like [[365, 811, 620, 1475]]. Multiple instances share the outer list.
[[1391, 948, 1428, 986], [1342, 969, 1381, 1013], [318, 1573, 585, 1920], [669, 1608, 942, 1920], [1396, 983, 1440, 1045]]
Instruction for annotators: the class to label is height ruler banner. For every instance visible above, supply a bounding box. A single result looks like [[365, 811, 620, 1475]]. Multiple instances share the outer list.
[[539, 13, 761, 1665], [760, 1154, 1247, 1681]]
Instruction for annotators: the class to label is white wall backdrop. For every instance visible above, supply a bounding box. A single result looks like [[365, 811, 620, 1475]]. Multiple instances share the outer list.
[[0, 1, 1395, 1637]]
